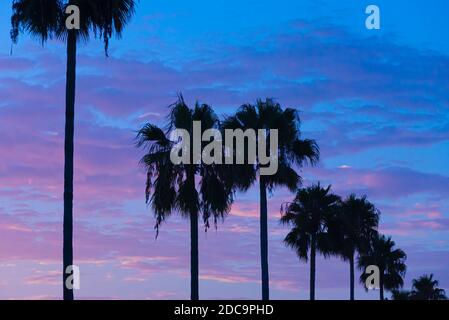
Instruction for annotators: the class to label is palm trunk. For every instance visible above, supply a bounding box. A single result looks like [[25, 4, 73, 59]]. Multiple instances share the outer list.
[[349, 250, 355, 300], [188, 168, 199, 300], [259, 177, 269, 300], [379, 273, 384, 300], [310, 233, 316, 300], [63, 29, 77, 301]]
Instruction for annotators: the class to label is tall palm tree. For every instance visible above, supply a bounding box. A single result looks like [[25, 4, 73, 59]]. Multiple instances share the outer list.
[[11, 0, 137, 300], [280, 184, 340, 300], [411, 274, 447, 300], [391, 289, 411, 300], [358, 234, 407, 300], [136, 96, 234, 300], [333, 195, 379, 300], [223, 99, 319, 300]]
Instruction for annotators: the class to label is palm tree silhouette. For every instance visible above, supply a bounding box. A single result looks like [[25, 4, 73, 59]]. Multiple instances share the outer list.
[[280, 184, 340, 300], [11, 0, 136, 300], [223, 99, 319, 300], [410, 274, 447, 300], [333, 195, 379, 300], [358, 234, 407, 300], [136, 96, 234, 300]]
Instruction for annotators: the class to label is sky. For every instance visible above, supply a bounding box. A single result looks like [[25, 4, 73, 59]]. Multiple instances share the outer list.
[[0, 0, 449, 300]]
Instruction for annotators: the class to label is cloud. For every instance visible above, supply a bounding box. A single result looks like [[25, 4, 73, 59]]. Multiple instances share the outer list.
[[1, 15, 449, 299], [25, 271, 60, 286]]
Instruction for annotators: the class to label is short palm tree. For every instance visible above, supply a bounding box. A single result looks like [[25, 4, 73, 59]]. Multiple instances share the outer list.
[[223, 99, 319, 300], [280, 184, 340, 300], [11, 0, 137, 300], [411, 274, 447, 300], [136, 96, 234, 300], [359, 234, 407, 300], [334, 195, 379, 300]]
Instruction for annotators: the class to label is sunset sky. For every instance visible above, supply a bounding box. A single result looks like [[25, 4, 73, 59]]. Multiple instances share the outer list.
[[0, 0, 448, 299]]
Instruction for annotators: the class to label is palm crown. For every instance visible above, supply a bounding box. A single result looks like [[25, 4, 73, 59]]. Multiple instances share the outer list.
[[11, 0, 62, 44], [10, 0, 137, 300], [137, 95, 234, 231], [223, 98, 319, 300], [223, 98, 319, 191], [359, 234, 407, 300], [391, 289, 412, 300], [411, 274, 447, 300], [11, 0, 136, 53], [336, 195, 379, 259], [281, 185, 341, 260]]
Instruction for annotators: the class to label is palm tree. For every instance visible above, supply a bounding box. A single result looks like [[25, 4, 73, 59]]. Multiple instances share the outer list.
[[280, 184, 340, 300], [358, 234, 407, 300], [223, 99, 319, 300], [136, 95, 234, 300], [410, 274, 447, 300], [11, 0, 137, 300], [334, 195, 379, 300], [391, 289, 411, 300]]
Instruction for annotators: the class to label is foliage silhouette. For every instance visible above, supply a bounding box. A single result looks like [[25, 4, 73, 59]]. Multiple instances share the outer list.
[[391, 289, 411, 300]]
